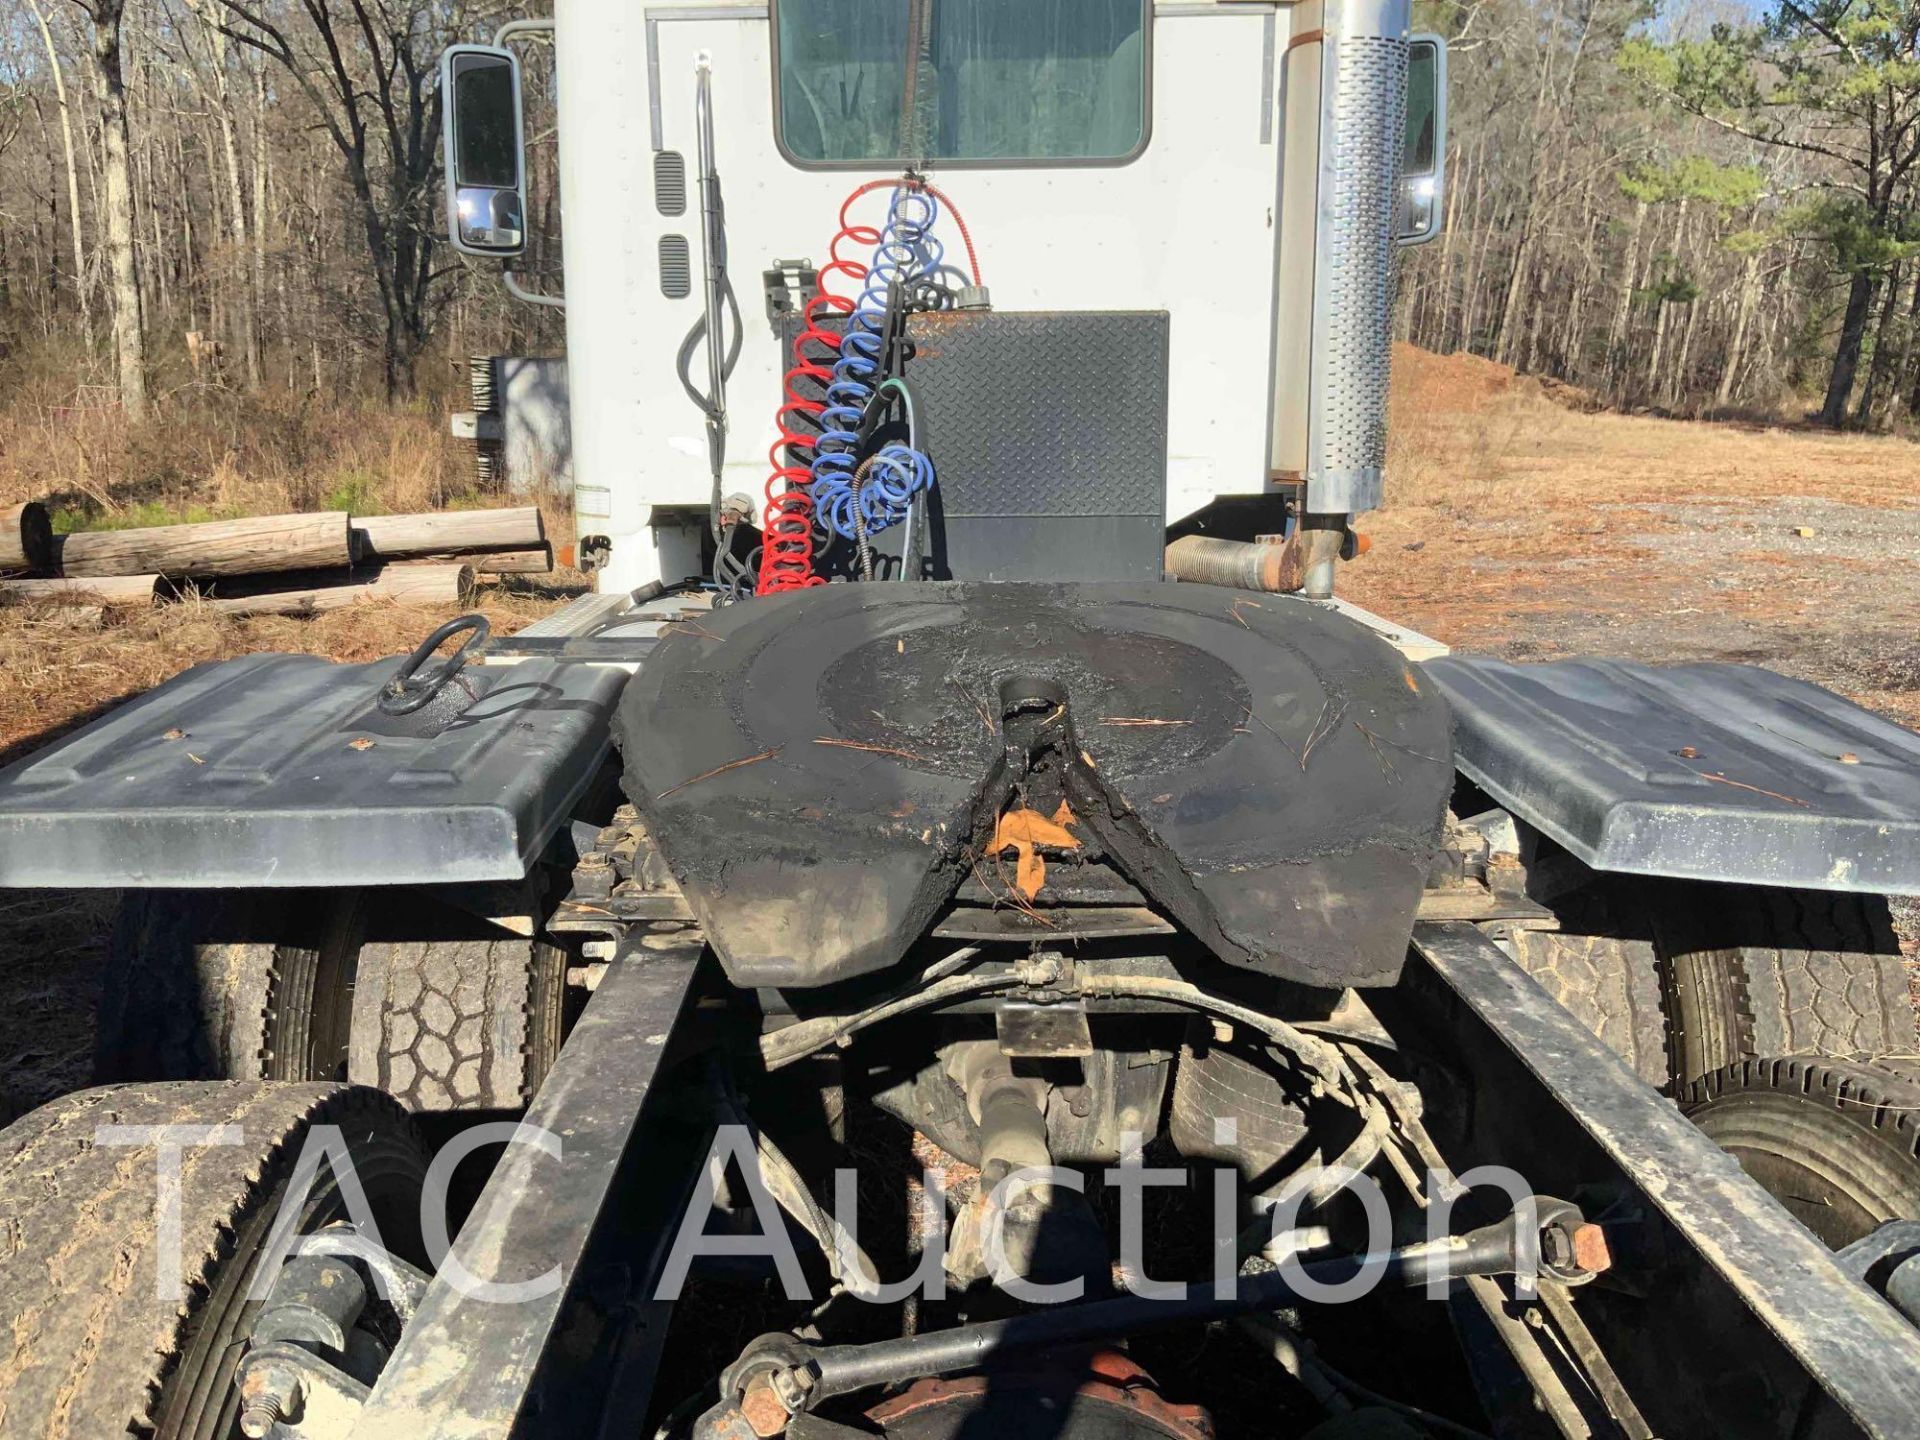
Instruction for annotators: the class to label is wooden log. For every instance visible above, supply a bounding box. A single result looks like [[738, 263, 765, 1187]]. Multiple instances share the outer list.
[[0, 503, 53, 574], [353, 507, 545, 560], [59, 512, 356, 579], [398, 545, 553, 574], [0, 574, 161, 606], [207, 564, 472, 618]]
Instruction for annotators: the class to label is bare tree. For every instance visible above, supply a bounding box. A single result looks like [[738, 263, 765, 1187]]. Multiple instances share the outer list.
[[180, 0, 261, 387], [216, 0, 454, 399], [27, 0, 92, 347], [72, 0, 148, 417]]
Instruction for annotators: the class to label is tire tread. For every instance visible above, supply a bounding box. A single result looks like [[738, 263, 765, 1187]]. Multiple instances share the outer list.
[[1659, 885, 1918, 1085], [93, 894, 276, 1084], [0, 1082, 412, 1439], [1509, 926, 1670, 1088], [349, 938, 562, 1110]]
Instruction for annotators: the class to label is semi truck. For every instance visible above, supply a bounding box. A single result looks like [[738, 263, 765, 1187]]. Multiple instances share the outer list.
[[2, 3, 1920, 1438]]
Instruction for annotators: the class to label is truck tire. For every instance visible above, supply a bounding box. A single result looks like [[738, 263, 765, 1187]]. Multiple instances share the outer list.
[[1682, 1057, 1920, 1249], [349, 938, 566, 1110], [94, 890, 362, 1085], [1657, 885, 1917, 1087], [98, 894, 567, 1113], [1497, 887, 1666, 1090], [1170, 1041, 1312, 1190], [0, 1081, 425, 1440]]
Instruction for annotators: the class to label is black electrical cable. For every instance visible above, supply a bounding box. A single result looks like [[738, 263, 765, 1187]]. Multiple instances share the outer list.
[[712, 523, 760, 605], [676, 272, 746, 550], [907, 276, 954, 312], [850, 455, 879, 581], [675, 272, 744, 417]]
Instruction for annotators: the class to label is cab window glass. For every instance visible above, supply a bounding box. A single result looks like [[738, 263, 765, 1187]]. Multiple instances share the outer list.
[[776, 0, 1149, 165]]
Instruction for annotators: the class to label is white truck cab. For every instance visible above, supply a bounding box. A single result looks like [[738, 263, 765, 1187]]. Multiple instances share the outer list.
[[443, 0, 1443, 595]]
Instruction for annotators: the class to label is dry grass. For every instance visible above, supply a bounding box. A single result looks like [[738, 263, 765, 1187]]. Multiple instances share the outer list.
[[1382, 343, 1920, 516], [0, 397, 452, 520], [0, 583, 583, 767], [1352, 345, 1920, 706], [0, 349, 486, 522], [0, 341, 579, 764]]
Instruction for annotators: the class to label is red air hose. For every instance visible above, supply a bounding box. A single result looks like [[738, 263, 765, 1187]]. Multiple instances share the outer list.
[[754, 179, 981, 596], [835, 177, 983, 288], [756, 223, 872, 592]]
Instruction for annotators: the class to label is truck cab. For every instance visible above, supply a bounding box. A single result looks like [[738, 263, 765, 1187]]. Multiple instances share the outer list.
[[446, 0, 1443, 594]]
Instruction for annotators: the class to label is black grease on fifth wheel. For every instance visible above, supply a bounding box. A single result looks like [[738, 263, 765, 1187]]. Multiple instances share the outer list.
[[614, 583, 1452, 991]]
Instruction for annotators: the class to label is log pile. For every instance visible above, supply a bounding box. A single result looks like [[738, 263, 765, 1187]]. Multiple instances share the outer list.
[[0, 504, 551, 618]]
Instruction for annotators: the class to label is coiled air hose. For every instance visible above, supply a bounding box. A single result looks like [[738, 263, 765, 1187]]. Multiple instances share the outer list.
[[755, 179, 980, 594]]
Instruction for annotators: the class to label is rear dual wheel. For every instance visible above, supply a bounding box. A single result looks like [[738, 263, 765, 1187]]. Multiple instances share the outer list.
[[95, 889, 568, 1111], [1499, 879, 1917, 1092], [0, 1081, 424, 1439], [1682, 1056, 1920, 1250], [1502, 876, 1920, 1250], [1657, 885, 1917, 1087], [1501, 882, 1670, 1089], [95, 890, 361, 1086]]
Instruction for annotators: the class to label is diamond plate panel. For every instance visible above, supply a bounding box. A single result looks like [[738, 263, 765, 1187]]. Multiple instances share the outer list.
[[771, 310, 1171, 581], [903, 310, 1170, 520]]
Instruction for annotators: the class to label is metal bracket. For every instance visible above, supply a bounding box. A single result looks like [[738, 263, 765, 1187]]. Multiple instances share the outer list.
[[352, 944, 707, 1438], [995, 997, 1094, 1058], [551, 803, 700, 943], [503, 269, 566, 311], [236, 1226, 432, 1438], [576, 533, 612, 571], [763, 259, 818, 333]]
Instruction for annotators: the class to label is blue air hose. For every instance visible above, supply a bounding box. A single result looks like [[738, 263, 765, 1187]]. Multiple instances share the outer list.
[[810, 187, 942, 542]]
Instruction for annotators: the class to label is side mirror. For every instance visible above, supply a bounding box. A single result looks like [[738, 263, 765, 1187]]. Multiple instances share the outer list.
[[441, 45, 526, 257], [1396, 36, 1447, 247]]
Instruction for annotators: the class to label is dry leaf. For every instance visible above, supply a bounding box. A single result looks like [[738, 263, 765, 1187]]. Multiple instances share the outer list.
[[1013, 847, 1046, 898], [988, 806, 1081, 900]]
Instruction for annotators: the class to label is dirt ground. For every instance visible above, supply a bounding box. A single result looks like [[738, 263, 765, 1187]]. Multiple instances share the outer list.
[[3, 347, 1918, 1119], [1351, 346, 1920, 731]]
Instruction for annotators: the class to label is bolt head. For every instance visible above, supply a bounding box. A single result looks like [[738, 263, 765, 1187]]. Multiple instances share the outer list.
[[740, 1381, 791, 1438], [1571, 1222, 1613, 1275]]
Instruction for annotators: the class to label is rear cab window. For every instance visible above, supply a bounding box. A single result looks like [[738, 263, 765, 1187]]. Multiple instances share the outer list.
[[774, 0, 1150, 167]]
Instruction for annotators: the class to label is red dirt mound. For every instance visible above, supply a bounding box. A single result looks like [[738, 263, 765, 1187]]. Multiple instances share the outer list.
[[1391, 343, 1517, 415], [1391, 344, 1601, 416]]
